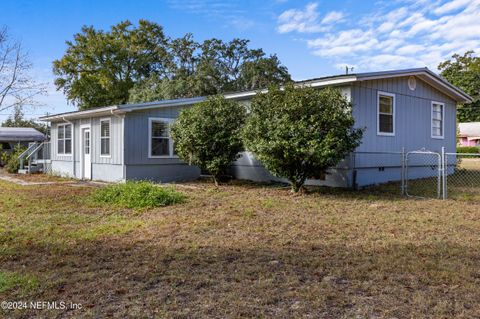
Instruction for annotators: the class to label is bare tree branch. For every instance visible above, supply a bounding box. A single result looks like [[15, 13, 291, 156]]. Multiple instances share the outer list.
[[0, 26, 47, 113]]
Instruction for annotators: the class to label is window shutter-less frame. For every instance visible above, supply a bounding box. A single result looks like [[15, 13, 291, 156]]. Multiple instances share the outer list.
[[100, 119, 111, 156], [377, 91, 395, 136]]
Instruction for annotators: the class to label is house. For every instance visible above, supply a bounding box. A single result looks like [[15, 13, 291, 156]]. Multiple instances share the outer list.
[[39, 68, 472, 187], [458, 122, 480, 146], [0, 127, 45, 152]]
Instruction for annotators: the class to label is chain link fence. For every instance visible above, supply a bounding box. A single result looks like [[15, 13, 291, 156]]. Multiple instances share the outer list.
[[445, 153, 480, 200], [352, 148, 480, 201], [404, 150, 442, 199]]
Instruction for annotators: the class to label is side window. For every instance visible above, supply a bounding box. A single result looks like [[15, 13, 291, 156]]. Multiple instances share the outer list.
[[57, 124, 72, 155], [100, 119, 111, 156], [431, 102, 444, 139], [377, 92, 395, 136], [149, 118, 175, 157]]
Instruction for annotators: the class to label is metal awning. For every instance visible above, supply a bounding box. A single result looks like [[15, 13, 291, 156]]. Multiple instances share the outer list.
[[0, 127, 45, 142]]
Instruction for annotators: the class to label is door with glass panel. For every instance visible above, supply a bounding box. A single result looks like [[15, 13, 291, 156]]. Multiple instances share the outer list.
[[83, 128, 91, 179]]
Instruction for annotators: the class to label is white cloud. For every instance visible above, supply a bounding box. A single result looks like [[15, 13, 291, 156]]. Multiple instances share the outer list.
[[308, 29, 379, 57], [321, 11, 345, 24], [279, 0, 480, 71], [396, 44, 426, 55], [277, 3, 346, 33], [166, 0, 255, 30], [434, 0, 472, 15], [277, 3, 325, 33]]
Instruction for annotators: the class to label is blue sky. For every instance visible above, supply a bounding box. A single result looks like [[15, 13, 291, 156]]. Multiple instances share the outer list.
[[2, 0, 479, 122]]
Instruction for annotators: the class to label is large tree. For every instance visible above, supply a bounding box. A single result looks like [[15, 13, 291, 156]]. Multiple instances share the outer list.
[[53, 20, 170, 110], [0, 26, 46, 113], [129, 38, 290, 102], [54, 20, 291, 109], [243, 85, 363, 193], [438, 51, 480, 122]]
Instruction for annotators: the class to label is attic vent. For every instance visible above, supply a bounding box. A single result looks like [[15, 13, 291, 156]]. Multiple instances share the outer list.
[[408, 76, 417, 91]]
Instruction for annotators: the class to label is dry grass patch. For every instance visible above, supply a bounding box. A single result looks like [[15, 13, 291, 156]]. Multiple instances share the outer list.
[[0, 179, 479, 318]]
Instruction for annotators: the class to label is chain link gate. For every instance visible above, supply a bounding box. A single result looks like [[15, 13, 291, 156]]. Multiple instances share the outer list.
[[403, 149, 443, 199]]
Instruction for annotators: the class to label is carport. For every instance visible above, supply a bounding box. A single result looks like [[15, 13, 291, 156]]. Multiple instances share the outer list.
[[0, 127, 45, 150]]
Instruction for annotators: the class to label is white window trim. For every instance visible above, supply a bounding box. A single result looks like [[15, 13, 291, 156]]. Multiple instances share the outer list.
[[377, 91, 396, 136], [148, 117, 178, 158], [99, 118, 112, 158], [56, 123, 73, 156], [431, 101, 445, 139]]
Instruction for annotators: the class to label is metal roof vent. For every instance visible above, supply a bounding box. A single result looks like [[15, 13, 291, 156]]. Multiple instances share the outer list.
[[408, 76, 416, 91]]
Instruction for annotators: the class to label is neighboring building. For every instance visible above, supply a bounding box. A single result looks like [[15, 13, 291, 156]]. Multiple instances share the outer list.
[[40, 68, 472, 187], [0, 127, 45, 151], [458, 122, 480, 146]]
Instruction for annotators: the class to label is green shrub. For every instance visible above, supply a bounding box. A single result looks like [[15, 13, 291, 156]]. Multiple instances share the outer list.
[[457, 146, 479, 154], [243, 84, 363, 192], [0, 150, 7, 167], [3, 145, 26, 173], [91, 181, 186, 209], [171, 95, 246, 186]]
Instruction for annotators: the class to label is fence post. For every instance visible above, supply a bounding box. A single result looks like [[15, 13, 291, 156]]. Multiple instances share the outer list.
[[441, 147, 446, 200], [401, 147, 406, 195]]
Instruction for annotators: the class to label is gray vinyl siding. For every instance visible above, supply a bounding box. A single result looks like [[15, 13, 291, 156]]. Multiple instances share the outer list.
[[123, 106, 201, 182], [49, 115, 124, 181], [91, 116, 123, 165], [124, 106, 182, 165], [125, 164, 200, 183], [351, 76, 457, 187], [351, 76, 457, 153]]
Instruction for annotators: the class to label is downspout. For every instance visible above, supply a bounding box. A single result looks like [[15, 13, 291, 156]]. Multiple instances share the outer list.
[[62, 117, 76, 178], [111, 109, 126, 181]]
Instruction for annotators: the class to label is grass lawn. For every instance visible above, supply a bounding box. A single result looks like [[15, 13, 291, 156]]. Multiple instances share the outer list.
[[1, 176, 480, 318]]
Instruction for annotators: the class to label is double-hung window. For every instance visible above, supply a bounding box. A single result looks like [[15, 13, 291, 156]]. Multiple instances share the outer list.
[[57, 123, 72, 155], [100, 119, 111, 156], [431, 101, 444, 139], [149, 118, 175, 158], [377, 91, 395, 136]]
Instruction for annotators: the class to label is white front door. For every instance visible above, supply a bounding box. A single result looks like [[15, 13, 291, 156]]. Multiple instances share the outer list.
[[83, 128, 91, 180]]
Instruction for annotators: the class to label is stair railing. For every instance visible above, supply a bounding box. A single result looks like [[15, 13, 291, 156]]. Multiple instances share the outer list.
[[18, 142, 39, 170], [26, 143, 42, 172]]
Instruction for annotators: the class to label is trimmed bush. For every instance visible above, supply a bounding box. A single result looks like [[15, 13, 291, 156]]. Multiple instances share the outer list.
[[243, 84, 363, 192], [457, 146, 479, 154], [171, 95, 246, 186], [91, 181, 186, 209]]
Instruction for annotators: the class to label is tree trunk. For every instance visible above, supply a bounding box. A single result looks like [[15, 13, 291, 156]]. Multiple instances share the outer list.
[[212, 175, 219, 187], [290, 178, 305, 193]]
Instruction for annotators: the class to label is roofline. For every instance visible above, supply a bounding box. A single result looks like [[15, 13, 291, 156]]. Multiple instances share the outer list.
[[40, 93, 258, 121], [40, 68, 473, 121], [355, 68, 472, 102]]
